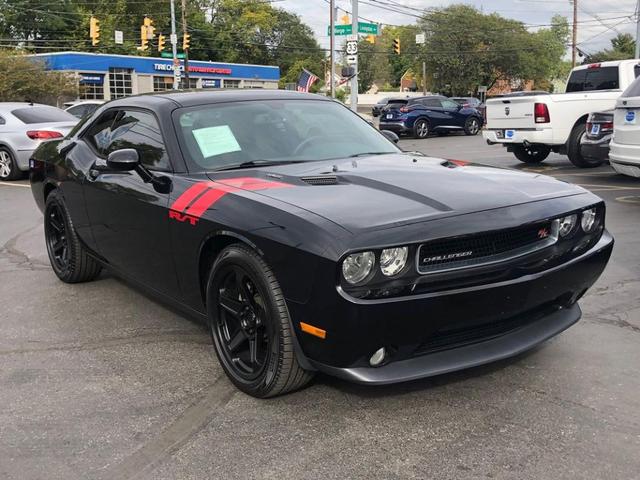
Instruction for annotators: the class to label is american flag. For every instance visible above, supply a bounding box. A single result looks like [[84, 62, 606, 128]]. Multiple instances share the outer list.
[[296, 69, 318, 93]]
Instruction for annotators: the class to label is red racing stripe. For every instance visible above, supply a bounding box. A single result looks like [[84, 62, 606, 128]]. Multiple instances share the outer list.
[[183, 188, 229, 218], [170, 182, 212, 213]]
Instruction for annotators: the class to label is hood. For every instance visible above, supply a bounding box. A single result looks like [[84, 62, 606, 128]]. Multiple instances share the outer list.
[[207, 154, 584, 233]]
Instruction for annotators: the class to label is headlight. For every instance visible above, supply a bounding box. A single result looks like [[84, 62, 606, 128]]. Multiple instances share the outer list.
[[379, 247, 408, 276], [342, 251, 375, 284], [581, 208, 598, 233], [558, 214, 577, 237]]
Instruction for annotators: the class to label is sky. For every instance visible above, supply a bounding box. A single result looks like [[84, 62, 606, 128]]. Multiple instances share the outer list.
[[279, 0, 638, 56]]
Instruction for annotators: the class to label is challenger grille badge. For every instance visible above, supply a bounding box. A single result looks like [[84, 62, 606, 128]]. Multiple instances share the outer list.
[[422, 251, 473, 264], [538, 227, 550, 239]]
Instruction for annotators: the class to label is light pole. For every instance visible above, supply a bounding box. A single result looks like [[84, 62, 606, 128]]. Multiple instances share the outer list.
[[350, 0, 358, 112], [170, 0, 180, 90], [330, 0, 335, 98]]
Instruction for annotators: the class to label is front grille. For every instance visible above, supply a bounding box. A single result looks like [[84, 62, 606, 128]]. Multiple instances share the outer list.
[[417, 221, 557, 274], [300, 175, 339, 186]]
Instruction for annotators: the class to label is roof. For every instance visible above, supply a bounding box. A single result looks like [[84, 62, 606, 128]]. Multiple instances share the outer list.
[[104, 89, 332, 109]]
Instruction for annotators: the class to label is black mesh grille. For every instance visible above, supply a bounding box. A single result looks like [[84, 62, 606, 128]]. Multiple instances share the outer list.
[[418, 221, 553, 273], [300, 175, 339, 185]]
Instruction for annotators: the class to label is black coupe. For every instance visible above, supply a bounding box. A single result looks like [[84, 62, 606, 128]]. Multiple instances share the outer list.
[[30, 90, 613, 397]]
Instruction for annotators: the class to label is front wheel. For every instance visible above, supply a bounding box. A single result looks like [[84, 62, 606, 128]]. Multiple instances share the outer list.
[[206, 244, 314, 398], [0, 147, 21, 181], [512, 144, 551, 164], [464, 117, 481, 135], [413, 119, 430, 139]]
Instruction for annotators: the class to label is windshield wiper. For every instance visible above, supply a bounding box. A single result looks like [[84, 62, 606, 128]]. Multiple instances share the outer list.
[[213, 160, 306, 171], [347, 152, 394, 158]]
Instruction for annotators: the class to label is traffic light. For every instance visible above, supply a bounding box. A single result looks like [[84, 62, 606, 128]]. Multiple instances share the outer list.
[[157, 34, 166, 52], [366, 35, 375, 44], [89, 16, 100, 46], [143, 17, 155, 39], [341, 14, 350, 25], [182, 33, 191, 51], [137, 24, 148, 51], [393, 38, 400, 55]]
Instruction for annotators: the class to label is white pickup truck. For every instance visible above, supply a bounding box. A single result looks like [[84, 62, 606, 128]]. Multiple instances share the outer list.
[[483, 59, 640, 168]]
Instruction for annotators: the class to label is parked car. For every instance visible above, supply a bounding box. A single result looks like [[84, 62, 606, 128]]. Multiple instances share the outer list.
[[379, 95, 484, 138], [31, 90, 612, 397], [0, 103, 77, 181], [610, 76, 640, 177], [64, 100, 104, 119], [371, 96, 407, 117], [451, 96, 485, 120], [580, 111, 613, 166], [483, 60, 640, 167]]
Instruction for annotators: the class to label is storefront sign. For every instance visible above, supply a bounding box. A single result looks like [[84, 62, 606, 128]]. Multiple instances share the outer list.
[[153, 63, 232, 75], [201, 79, 221, 88], [79, 74, 104, 85]]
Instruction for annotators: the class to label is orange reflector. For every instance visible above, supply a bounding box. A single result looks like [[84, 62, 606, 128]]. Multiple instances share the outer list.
[[300, 322, 326, 339]]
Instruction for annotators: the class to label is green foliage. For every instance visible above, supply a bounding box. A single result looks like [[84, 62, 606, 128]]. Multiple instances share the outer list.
[[0, 50, 76, 102], [278, 58, 322, 92], [585, 33, 636, 63]]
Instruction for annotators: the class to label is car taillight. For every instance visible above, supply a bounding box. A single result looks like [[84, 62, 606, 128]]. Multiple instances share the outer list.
[[601, 121, 614, 131], [587, 63, 601, 69], [534, 103, 550, 123], [26, 130, 63, 140], [399, 106, 409, 113]]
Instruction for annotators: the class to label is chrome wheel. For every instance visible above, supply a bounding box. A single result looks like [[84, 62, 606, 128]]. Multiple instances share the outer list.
[[0, 150, 12, 179], [466, 118, 480, 135], [415, 120, 429, 138]]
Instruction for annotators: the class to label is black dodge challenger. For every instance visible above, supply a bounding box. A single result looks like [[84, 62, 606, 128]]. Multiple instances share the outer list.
[[30, 90, 613, 397]]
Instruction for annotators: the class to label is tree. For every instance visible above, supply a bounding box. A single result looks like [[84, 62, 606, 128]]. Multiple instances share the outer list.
[[0, 50, 76, 103], [585, 33, 636, 63]]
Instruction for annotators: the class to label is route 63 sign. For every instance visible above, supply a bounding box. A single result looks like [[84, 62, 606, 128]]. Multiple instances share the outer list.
[[346, 40, 358, 55]]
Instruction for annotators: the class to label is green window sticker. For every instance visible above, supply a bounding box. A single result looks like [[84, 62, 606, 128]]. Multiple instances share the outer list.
[[192, 125, 241, 158]]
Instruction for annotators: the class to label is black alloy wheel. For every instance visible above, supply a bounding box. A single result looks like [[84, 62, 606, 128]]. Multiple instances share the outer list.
[[512, 144, 551, 164], [207, 244, 313, 398], [45, 202, 70, 272]]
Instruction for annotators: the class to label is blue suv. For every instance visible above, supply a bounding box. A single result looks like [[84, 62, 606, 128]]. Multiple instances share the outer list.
[[379, 95, 484, 139]]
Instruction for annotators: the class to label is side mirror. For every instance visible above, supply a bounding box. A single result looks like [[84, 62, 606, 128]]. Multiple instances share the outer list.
[[381, 130, 399, 144], [107, 148, 139, 171]]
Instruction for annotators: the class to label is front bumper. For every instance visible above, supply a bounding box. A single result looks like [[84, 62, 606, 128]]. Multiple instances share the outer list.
[[610, 140, 640, 177], [289, 231, 613, 384], [581, 133, 611, 163]]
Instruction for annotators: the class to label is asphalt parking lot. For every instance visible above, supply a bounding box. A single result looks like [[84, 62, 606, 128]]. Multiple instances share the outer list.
[[1, 133, 639, 480]]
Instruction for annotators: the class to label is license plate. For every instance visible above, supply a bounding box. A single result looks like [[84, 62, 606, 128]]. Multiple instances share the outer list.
[[625, 110, 636, 124], [386, 114, 393, 119], [590, 123, 601, 135], [504, 129, 515, 140]]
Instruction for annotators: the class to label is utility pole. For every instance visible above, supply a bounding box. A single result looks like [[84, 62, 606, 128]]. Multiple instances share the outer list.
[[170, 0, 180, 90], [422, 61, 426, 95], [181, 0, 190, 86], [330, 0, 335, 98], [350, 0, 358, 112], [572, 0, 578, 67], [635, 0, 640, 59]]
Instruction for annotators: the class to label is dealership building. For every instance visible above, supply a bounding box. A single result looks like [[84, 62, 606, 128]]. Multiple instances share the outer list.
[[30, 52, 280, 101]]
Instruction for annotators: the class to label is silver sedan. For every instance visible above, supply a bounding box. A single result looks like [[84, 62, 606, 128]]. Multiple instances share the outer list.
[[0, 103, 77, 181]]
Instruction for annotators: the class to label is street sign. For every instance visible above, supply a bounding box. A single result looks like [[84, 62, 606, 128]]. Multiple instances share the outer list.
[[327, 22, 379, 36], [114, 30, 123, 44], [478, 85, 488, 93], [161, 51, 186, 59], [347, 55, 357, 65], [415, 33, 425, 44], [346, 40, 358, 55], [170, 33, 177, 44]]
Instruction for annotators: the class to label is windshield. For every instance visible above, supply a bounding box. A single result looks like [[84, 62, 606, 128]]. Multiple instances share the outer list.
[[174, 99, 399, 171], [12, 106, 77, 124]]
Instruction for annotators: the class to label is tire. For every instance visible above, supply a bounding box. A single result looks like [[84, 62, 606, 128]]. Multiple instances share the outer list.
[[567, 122, 603, 168], [44, 190, 102, 283], [413, 118, 430, 139], [512, 144, 551, 164], [206, 244, 314, 398], [464, 117, 481, 136], [0, 147, 22, 181]]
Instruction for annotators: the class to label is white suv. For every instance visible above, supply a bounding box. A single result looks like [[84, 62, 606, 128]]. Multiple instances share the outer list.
[[610, 77, 640, 177]]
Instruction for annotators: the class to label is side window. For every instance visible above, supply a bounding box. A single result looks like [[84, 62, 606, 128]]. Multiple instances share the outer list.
[[106, 110, 170, 171], [566, 69, 587, 92], [84, 110, 118, 155], [440, 99, 460, 109], [422, 98, 441, 108]]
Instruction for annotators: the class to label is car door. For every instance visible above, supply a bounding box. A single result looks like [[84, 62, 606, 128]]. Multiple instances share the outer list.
[[418, 97, 447, 127], [438, 99, 462, 127], [80, 108, 179, 295]]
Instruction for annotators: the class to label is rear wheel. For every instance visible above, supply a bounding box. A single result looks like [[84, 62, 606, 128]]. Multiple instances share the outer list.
[[413, 119, 430, 139], [512, 144, 551, 164], [44, 190, 102, 283], [0, 147, 21, 181], [207, 244, 314, 398], [567, 122, 603, 168], [464, 117, 481, 135]]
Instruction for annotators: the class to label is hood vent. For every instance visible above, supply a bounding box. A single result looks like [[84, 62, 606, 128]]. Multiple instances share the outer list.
[[300, 175, 339, 186]]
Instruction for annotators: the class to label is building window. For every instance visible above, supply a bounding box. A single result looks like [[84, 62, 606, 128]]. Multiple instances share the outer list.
[[109, 67, 133, 99], [244, 81, 264, 89], [224, 79, 241, 89], [79, 83, 104, 100], [153, 76, 197, 91]]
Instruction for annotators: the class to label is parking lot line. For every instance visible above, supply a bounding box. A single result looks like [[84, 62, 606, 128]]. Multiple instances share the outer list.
[[0, 182, 30, 188], [575, 183, 640, 191]]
